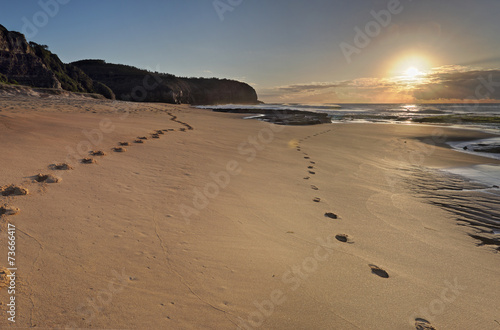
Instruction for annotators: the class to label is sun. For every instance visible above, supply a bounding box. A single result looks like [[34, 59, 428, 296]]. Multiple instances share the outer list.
[[405, 67, 421, 78], [385, 52, 435, 79]]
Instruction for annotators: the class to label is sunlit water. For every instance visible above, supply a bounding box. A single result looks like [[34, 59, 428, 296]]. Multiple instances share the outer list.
[[198, 103, 500, 128]]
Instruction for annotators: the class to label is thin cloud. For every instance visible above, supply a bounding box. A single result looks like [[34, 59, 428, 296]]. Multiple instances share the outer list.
[[277, 82, 341, 93], [261, 66, 500, 103], [414, 67, 500, 101]]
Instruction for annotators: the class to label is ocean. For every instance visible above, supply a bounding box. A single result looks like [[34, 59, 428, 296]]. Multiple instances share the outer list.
[[198, 103, 500, 127]]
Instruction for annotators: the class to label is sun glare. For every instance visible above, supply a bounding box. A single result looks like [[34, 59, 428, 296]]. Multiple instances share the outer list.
[[405, 67, 421, 78], [386, 53, 434, 80]]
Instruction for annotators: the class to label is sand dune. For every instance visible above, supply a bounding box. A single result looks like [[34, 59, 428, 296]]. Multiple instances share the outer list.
[[0, 95, 499, 329]]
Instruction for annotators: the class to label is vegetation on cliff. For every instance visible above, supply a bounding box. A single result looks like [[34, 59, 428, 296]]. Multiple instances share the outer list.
[[0, 24, 115, 99], [72, 60, 258, 105], [28, 42, 115, 99]]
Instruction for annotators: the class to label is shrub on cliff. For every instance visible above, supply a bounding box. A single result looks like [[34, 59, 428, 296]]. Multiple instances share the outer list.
[[94, 81, 115, 100], [28, 42, 114, 98]]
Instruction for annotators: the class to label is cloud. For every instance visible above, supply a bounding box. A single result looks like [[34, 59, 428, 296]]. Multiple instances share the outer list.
[[413, 67, 500, 101], [277, 82, 341, 93], [260, 78, 408, 103], [259, 66, 500, 103]]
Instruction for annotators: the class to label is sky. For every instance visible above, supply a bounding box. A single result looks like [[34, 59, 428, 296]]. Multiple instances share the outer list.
[[1, 0, 500, 104]]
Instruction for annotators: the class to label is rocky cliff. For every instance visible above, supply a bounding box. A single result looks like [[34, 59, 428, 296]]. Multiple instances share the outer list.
[[0, 25, 61, 89], [28, 42, 115, 99], [0, 24, 258, 105], [72, 60, 259, 105], [0, 24, 114, 99]]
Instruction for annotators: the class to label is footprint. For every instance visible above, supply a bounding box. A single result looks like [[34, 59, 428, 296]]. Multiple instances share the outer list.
[[112, 147, 127, 153], [0, 268, 13, 289], [310, 161, 316, 164], [179, 128, 186, 132], [90, 150, 106, 156], [335, 234, 353, 243], [0, 185, 29, 196], [313, 197, 321, 203], [311, 185, 319, 190], [303, 177, 310, 180], [151, 134, 160, 139], [308, 171, 316, 175], [134, 140, 144, 144], [304, 156, 310, 159], [0, 205, 20, 216], [49, 163, 73, 170], [324, 212, 338, 219], [119, 142, 130, 146], [81, 158, 97, 164], [369, 264, 389, 278], [308, 166, 314, 169], [415, 318, 436, 330], [33, 174, 61, 183], [155, 130, 165, 135], [138, 136, 148, 140]]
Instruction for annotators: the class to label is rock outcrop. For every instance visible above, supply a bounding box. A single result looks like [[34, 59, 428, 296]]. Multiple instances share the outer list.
[[72, 60, 259, 105], [0, 24, 115, 99], [28, 42, 115, 99], [0, 25, 61, 89]]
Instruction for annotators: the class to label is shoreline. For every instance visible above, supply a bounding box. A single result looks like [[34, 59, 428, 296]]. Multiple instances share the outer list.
[[0, 96, 499, 328]]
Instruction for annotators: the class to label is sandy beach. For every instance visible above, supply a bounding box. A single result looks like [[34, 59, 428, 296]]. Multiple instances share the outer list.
[[1, 95, 499, 329]]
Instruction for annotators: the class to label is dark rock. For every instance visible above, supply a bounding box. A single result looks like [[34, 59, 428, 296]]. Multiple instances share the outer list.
[[472, 145, 500, 153], [324, 212, 338, 219], [72, 60, 258, 105], [213, 108, 331, 125], [0, 25, 115, 99], [0, 25, 60, 89]]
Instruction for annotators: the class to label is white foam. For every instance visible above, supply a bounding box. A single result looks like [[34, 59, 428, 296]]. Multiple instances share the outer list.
[[448, 137, 500, 161], [443, 164, 500, 189]]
